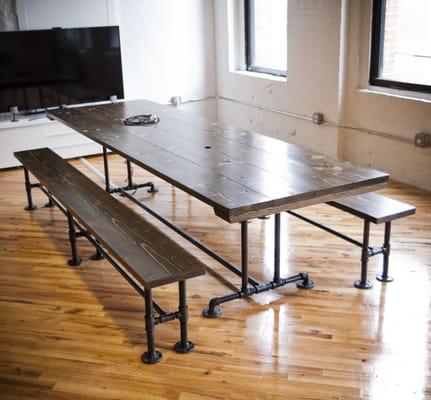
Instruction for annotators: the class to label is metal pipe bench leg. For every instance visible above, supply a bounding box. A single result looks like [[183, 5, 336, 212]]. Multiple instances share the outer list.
[[67, 212, 82, 267], [23, 168, 36, 211], [142, 288, 162, 364], [174, 280, 195, 353], [354, 220, 372, 289], [44, 191, 55, 208], [376, 221, 394, 283], [90, 245, 105, 261]]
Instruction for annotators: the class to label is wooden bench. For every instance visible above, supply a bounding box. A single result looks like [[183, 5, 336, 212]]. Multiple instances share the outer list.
[[288, 192, 415, 289], [15, 147, 206, 364]]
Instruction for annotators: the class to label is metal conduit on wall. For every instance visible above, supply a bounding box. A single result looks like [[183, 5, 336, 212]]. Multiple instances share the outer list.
[[172, 95, 415, 145], [216, 96, 415, 145]]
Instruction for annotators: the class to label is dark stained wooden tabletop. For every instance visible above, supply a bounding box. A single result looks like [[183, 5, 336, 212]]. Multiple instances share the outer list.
[[48, 99, 389, 223]]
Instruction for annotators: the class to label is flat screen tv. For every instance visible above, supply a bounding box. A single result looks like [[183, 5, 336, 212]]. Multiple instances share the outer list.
[[0, 26, 124, 113]]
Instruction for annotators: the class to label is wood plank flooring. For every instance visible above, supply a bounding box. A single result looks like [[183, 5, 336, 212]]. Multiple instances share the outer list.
[[1, 154, 430, 400]]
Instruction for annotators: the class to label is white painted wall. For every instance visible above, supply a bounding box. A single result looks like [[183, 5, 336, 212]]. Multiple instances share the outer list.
[[16, 0, 118, 29], [214, 0, 342, 158], [118, 0, 216, 103], [341, 0, 431, 190], [213, 0, 431, 190], [15, 0, 217, 104]]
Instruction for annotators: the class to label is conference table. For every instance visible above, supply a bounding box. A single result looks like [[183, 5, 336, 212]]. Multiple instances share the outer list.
[[48, 99, 389, 316]]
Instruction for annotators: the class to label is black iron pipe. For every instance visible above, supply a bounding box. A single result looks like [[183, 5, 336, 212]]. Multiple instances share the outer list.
[[117, 188, 260, 287], [287, 210, 365, 248], [126, 159, 134, 187], [354, 220, 373, 289], [241, 220, 249, 292], [142, 288, 162, 363], [178, 280, 188, 349], [154, 311, 180, 325], [208, 272, 306, 310], [80, 230, 166, 316], [273, 213, 281, 284], [381, 221, 392, 279], [102, 147, 110, 192]]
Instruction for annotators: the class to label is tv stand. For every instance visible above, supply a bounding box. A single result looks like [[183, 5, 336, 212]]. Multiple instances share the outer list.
[[0, 115, 102, 169]]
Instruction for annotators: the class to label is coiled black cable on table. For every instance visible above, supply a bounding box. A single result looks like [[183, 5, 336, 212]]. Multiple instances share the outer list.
[[122, 114, 160, 126]]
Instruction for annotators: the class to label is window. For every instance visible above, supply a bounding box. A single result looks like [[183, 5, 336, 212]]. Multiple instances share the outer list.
[[370, 0, 431, 93], [244, 0, 287, 77]]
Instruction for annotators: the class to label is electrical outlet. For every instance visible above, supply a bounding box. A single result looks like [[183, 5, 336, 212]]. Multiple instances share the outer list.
[[414, 132, 431, 148], [170, 96, 182, 106], [312, 112, 324, 125]]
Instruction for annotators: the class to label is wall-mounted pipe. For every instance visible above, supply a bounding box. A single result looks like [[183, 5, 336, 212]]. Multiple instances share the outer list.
[[218, 95, 415, 145]]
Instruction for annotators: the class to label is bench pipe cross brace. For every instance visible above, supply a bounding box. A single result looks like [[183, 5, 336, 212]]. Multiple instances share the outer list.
[[287, 210, 393, 288]]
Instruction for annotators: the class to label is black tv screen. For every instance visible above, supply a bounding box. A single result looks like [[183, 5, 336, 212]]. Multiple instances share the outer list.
[[0, 26, 124, 113]]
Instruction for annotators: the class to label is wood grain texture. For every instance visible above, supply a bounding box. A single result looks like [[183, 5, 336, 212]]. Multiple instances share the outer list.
[[328, 192, 416, 224], [48, 100, 389, 222], [1, 154, 430, 400], [14, 148, 205, 289]]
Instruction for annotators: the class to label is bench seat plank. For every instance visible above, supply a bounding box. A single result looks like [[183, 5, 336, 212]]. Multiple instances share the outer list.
[[14, 148, 206, 289], [328, 192, 416, 224]]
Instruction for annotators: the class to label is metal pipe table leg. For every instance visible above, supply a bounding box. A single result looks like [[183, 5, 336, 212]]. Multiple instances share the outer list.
[[202, 219, 314, 318], [273, 213, 281, 284], [174, 280, 195, 353], [142, 288, 162, 364], [126, 159, 134, 188], [102, 147, 111, 192], [376, 221, 394, 283], [240, 220, 249, 293], [121, 159, 158, 193], [202, 220, 250, 318], [354, 220, 373, 289]]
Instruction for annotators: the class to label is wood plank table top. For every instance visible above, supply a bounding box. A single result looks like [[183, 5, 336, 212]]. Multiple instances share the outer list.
[[48, 99, 389, 223]]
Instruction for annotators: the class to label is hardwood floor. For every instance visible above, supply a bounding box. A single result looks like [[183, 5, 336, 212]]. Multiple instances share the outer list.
[[0, 154, 430, 400]]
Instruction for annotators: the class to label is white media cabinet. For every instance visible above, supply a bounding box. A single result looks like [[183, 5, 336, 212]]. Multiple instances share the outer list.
[[0, 116, 102, 169]]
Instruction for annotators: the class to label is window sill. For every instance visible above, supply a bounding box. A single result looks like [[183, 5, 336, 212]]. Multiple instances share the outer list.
[[232, 70, 287, 83], [358, 86, 431, 104]]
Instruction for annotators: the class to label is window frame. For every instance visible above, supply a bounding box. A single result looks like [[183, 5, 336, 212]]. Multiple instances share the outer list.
[[244, 0, 287, 77], [369, 0, 431, 94]]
